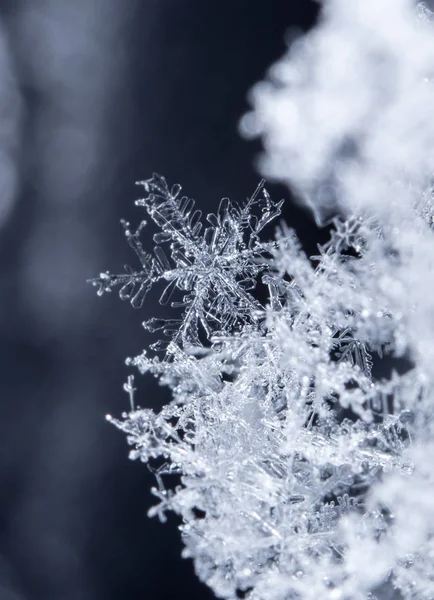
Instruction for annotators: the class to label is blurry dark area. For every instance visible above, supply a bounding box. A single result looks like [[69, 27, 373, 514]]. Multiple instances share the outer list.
[[0, 1, 319, 599]]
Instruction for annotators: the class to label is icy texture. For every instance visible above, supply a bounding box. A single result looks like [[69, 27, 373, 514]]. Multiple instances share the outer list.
[[94, 177, 423, 600], [92, 2, 434, 599]]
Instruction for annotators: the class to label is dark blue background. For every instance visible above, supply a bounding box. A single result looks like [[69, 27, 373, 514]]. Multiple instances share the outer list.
[[0, 2, 318, 599]]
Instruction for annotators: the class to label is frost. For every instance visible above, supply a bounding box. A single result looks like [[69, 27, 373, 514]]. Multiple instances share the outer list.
[[93, 1, 434, 599]]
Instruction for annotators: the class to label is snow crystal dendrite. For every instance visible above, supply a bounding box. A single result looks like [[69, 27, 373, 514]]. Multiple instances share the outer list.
[[93, 174, 282, 349]]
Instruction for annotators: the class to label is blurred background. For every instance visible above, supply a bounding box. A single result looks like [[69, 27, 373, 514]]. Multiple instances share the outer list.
[[0, 2, 318, 599]]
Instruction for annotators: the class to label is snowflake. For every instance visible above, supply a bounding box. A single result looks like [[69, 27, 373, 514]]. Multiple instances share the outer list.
[[92, 173, 283, 350]]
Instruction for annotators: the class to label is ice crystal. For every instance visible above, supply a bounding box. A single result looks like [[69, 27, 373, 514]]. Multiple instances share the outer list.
[[93, 173, 417, 600], [93, 174, 282, 349], [93, 2, 434, 599]]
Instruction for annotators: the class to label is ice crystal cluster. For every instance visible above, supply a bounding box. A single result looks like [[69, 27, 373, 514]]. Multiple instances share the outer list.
[[93, 2, 434, 599]]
